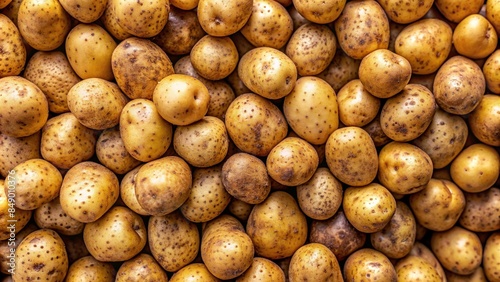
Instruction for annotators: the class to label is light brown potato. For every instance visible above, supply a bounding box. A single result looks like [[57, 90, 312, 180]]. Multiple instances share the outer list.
[[289, 243, 343, 281], [378, 0, 434, 24], [436, 0, 484, 23], [343, 248, 397, 281], [396, 255, 442, 282], [317, 49, 360, 93], [380, 84, 436, 142], [59, 0, 107, 23], [483, 50, 500, 94], [0, 131, 41, 178], [453, 14, 498, 59], [116, 254, 168, 282], [237, 257, 285, 282], [113, 0, 168, 38], [484, 232, 500, 282], [34, 197, 84, 236], [0, 223, 37, 274], [190, 35, 238, 80], [292, 0, 345, 24], [487, 0, 500, 34], [2, 0, 22, 24], [363, 115, 392, 147], [227, 198, 253, 222], [283, 76, 339, 145], [0, 179, 32, 241], [170, 0, 198, 10], [96, 127, 142, 175], [395, 18, 453, 74], [0, 14, 25, 77], [358, 49, 412, 99], [459, 187, 500, 232], [65, 256, 116, 282], [112, 37, 174, 100], [450, 143, 499, 193], [337, 79, 380, 127], [409, 242, 447, 282], [120, 165, 149, 216], [169, 263, 220, 282], [287, 4, 311, 30], [197, 0, 253, 37], [334, 0, 390, 59], [409, 178, 466, 231], [468, 94, 500, 146], [0, 76, 48, 138], [431, 226, 483, 275], [100, 0, 132, 41], [446, 267, 488, 282]]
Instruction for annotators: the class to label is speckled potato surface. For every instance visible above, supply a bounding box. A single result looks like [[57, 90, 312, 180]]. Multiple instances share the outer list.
[[59, 0, 107, 23], [0, 14, 25, 78], [459, 188, 500, 232], [288, 243, 343, 281], [336, 79, 380, 127], [113, 0, 169, 38], [65, 256, 116, 282], [343, 248, 397, 282], [468, 94, 500, 146], [115, 254, 168, 282], [197, 0, 253, 37]]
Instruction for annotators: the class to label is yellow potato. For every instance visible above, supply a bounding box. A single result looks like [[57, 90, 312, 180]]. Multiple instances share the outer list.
[[237, 257, 285, 282], [95, 127, 142, 175], [483, 50, 500, 94], [115, 254, 168, 282], [190, 35, 239, 80], [378, 0, 434, 24], [119, 165, 149, 216], [362, 115, 391, 148], [436, 0, 484, 22], [453, 14, 498, 59], [170, 0, 198, 10], [65, 256, 116, 282], [0, 131, 41, 178], [0, 223, 37, 274], [0, 14, 25, 77], [468, 94, 500, 146], [0, 179, 32, 241], [288, 243, 343, 281], [197, 0, 253, 36], [114, 0, 169, 38], [484, 232, 500, 282], [34, 197, 84, 236], [337, 79, 380, 126], [59, 0, 107, 23], [395, 255, 442, 282], [408, 242, 447, 282], [291, 0, 345, 24], [169, 263, 220, 282], [317, 49, 360, 93], [459, 187, 500, 232], [343, 248, 397, 281], [227, 198, 253, 222], [100, 0, 132, 41], [487, 0, 500, 34]]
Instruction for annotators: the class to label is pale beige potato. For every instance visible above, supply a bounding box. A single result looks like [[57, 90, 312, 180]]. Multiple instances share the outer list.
[[197, 0, 253, 36], [337, 79, 380, 126], [292, 0, 345, 24], [112, 37, 174, 100], [413, 109, 469, 169], [96, 127, 142, 175], [450, 143, 499, 193], [17, 0, 71, 51], [0, 131, 41, 178], [41, 113, 96, 169], [378, 0, 434, 23], [23, 51, 81, 113], [120, 99, 172, 162], [135, 156, 192, 216], [317, 49, 360, 93], [181, 166, 232, 222], [116, 254, 168, 282], [395, 19, 453, 74], [431, 226, 483, 275], [34, 197, 84, 236], [283, 76, 339, 145], [153, 6, 206, 55], [266, 137, 319, 187], [468, 94, 500, 146], [409, 178, 466, 231], [65, 23, 117, 80], [436, 0, 484, 22], [409, 242, 447, 282], [359, 49, 412, 98], [343, 183, 397, 233], [59, 161, 119, 223], [247, 191, 308, 260], [483, 50, 500, 94], [380, 84, 436, 142], [484, 232, 500, 282], [120, 165, 149, 216], [0, 76, 48, 138], [334, 0, 390, 59], [100, 0, 132, 41], [325, 127, 379, 186], [237, 257, 285, 282], [149, 211, 200, 272], [0, 179, 32, 241], [190, 35, 238, 81], [395, 255, 442, 282], [170, 263, 220, 282], [296, 167, 342, 220], [170, 0, 198, 10], [225, 93, 288, 156], [59, 0, 107, 23], [240, 0, 293, 49], [65, 256, 116, 282], [487, 0, 500, 34], [459, 187, 500, 232], [114, 0, 168, 38], [0, 14, 25, 77], [238, 47, 297, 100], [453, 14, 498, 59], [289, 243, 343, 281], [343, 248, 397, 281], [13, 229, 68, 282]]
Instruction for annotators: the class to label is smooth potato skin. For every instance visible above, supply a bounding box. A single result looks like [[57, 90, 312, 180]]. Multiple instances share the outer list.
[[169, 263, 221, 282], [116, 254, 168, 282], [336, 79, 380, 127], [0, 14, 25, 77], [343, 248, 397, 282], [378, 0, 434, 24], [65, 256, 116, 282], [292, 0, 345, 24], [395, 255, 442, 282], [288, 243, 343, 282], [34, 197, 84, 236], [468, 94, 500, 146], [484, 232, 500, 282], [459, 188, 500, 232], [114, 0, 169, 38], [0, 131, 41, 178], [453, 14, 498, 59], [190, 35, 238, 80], [197, 0, 253, 37], [236, 257, 286, 282]]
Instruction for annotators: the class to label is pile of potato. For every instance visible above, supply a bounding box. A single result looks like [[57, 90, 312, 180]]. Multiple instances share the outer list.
[[1, 0, 500, 280]]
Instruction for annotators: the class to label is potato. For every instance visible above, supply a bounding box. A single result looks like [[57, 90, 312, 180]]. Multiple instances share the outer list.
[[409, 242, 447, 282], [483, 50, 500, 94], [343, 183, 397, 233], [266, 137, 319, 187], [23, 51, 81, 113], [12, 229, 68, 282], [487, 0, 500, 34], [0, 76, 48, 138], [65, 256, 116, 282], [170, 0, 198, 10], [450, 144, 499, 193], [380, 84, 436, 142], [446, 267, 488, 282], [112, 37, 174, 100], [34, 197, 84, 236], [377, 141, 433, 195], [378, 0, 434, 24], [197, 0, 253, 37], [227, 198, 253, 222], [247, 191, 308, 260], [153, 7, 205, 55], [358, 49, 412, 99], [225, 93, 288, 156], [431, 226, 483, 275], [0, 14, 25, 77], [100, 0, 132, 41], [325, 126, 378, 186], [61, 234, 90, 265], [59, 0, 107, 23], [149, 211, 200, 272], [459, 187, 500, 232], [334, 0, 390, 59], [113, 0, 168, 38], [190, 35, 238, 80], [288, 243, 342, 282], [454, 14, 498, 59], [60, 161, 119, 223], [221, 153, 270, 205], [435, 0, 483, 22], [0, 180, 32, 242], [283, 76, 339, 145], [116, 254, 168, 282], [296, 167, 342, 220], [409, 178, 466, 231], [0, 223, 37, 274], [169, 263, 220, 282], [337, 79, 380, 127], [17, 0, 71, 51], [484, 232, 500, 282], [412, 108, 469, 169], [291, 0, 344, 24], [370, 201, 416, 259], [181, 166, 232, 222], [237, 257, 285, 282], [309, 210, 367, 261], [0, 131, 41, 178], [96, 127, 141, 175], [395, 19, 453, 74], [135, 156, 192, 216], [343, 248, 397, 281], [395, 255, 442, 282], [0, 0, 11, 9], [120, 165, 149, 216], [468, 94, 500, 146], [317, 49, 360, 93], [363, 115, 392, 147]]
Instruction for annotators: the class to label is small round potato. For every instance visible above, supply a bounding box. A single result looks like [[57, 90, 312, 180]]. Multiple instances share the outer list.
[[34, 197, 84, 236], [343, 248, 397, 281], [197, 0, 253, 36], [378, 0, 434, 24], [395, 255, 442, 282], [237, 257, 285, 282], [170, 263, 220, 282], [120, 165, 149, 216], [337, 79, 380, 127], [96, 127, 142, 175], [0, 179, 33, 241], [59, 0, 107, 23], [453, 14, 498, 59], [0, 14, 26, 77], [65, 256, 116, 282], [100, 0, 132, 41], [468, 94, 500, 146], [190, 35, 238, 80], [292, 0, 345, 24], [289, 243, 343, 281], [0, 131, 41, 178], [484, 232, 500, 282], [317, 49, 360, 93], [114, 0, 169, 38], [483, 50, 500, 94], [116, 254, 168, 282], [459, 187, 500, 232]]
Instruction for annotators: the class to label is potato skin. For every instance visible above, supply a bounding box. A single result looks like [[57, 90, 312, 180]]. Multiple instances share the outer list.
[[292, 0, 345, 24], [65, 256, 116, 282], [337, 79, 380, 127], [484, 232, 500, 282], [169, 263, 220, 282], [459, 188, 500, 232], [116, 254, 168, 282], [288, 243, 343, 282], [114, 0, 169, 38], [452, 14, 498, 60], [197, 0, 253, 37], [0, 14, 25, 77], [378, 0, 434, 24], [395, 255, 442, 282], [468, 94, 500, 146], [0, 131, 41, 178], [343, 248, 397, 282]]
